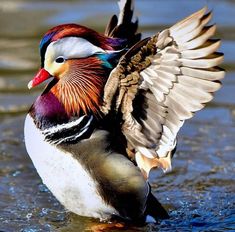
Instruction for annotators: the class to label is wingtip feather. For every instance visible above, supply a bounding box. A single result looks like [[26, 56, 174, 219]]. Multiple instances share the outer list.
[[171, 6, 208, 32]]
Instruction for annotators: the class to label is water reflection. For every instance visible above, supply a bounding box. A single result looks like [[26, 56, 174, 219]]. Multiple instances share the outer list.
[[0, 0, 234, 231]]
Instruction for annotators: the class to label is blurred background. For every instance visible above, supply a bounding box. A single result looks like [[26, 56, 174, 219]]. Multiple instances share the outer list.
[[0, 0, 234, 231]]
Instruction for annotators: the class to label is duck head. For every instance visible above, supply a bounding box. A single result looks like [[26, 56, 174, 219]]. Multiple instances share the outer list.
[[29, 24, 126, 118]]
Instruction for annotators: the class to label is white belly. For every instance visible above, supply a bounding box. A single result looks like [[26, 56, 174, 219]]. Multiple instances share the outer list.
[[24, 114, 117, 219]]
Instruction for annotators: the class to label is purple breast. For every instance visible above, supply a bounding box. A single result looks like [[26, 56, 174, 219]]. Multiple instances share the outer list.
[[30, 91, 69, 129]]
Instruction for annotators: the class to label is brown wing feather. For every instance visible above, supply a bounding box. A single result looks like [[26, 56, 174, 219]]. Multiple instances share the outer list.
[[102, 7, 225, 177]]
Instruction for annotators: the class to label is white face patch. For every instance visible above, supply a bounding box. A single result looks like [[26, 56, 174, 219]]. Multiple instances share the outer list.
[[44, 37, 107, 74], [46, 37, 106, 59]]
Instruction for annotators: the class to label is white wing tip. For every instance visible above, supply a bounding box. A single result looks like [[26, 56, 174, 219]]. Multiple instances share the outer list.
[[117, 0, 134, 25], [118, 0, 134, 11]]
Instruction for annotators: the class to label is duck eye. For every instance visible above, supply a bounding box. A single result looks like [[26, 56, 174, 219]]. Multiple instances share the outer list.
[[55, 57, 65, 63]]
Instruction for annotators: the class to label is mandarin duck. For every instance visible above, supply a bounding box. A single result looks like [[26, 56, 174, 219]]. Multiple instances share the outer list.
[[24, 0, 224, 223]]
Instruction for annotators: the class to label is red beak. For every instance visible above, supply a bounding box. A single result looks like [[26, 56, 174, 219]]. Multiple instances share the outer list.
[[28, 68, 51, 89]]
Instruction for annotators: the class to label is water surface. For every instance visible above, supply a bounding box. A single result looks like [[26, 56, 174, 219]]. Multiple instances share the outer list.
[[0, 0, 234, 231]]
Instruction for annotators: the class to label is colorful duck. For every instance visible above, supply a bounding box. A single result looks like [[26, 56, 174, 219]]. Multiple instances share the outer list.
[[24, 0, 224, 223]]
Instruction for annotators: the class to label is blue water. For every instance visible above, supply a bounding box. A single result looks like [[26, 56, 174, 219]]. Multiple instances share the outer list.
[[0, 0, 234, 231]]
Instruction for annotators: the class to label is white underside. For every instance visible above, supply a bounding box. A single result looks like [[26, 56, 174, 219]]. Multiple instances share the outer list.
[[24, 114, 117, 219]]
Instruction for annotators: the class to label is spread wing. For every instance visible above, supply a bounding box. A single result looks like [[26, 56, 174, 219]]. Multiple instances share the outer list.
[[101, 7, 225, 177]]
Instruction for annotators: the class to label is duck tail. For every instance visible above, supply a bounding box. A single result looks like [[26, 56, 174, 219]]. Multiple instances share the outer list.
[[145, 191, 169, 221]]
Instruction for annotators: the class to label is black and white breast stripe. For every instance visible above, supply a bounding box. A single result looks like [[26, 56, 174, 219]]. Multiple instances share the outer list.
[[42, 115, 95, 145]]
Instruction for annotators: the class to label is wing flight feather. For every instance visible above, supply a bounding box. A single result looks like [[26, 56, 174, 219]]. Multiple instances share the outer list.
[[102, 7, 225, 176]]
